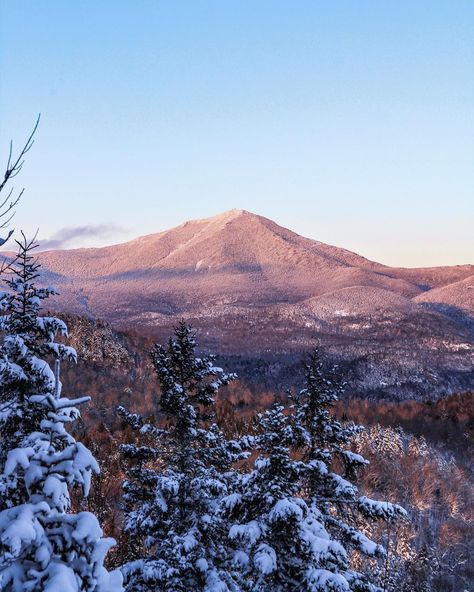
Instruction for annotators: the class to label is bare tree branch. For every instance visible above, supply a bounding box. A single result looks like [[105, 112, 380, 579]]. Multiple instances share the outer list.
[[0, 115, 41, 273], [0, 114, 40, 196]]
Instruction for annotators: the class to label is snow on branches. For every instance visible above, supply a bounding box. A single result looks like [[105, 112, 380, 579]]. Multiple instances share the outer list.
[[119, 321, 247, 592], [224, 348, 406, 591], [0, 235, 122, 591], [119, 334, 406, 592]]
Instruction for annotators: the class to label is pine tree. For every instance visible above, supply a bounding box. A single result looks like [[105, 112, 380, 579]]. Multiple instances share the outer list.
[[0, 235, 122, 591], [119, 321, 246, 592], [293, 348, 407, 591], [225, 349, 407, 592], [224, 400, 334, 591]]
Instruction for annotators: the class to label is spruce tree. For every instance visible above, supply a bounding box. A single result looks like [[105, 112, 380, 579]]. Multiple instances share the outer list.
[[225, 349, 406, 592], [0, 235, 122, 591], [293, 348, 407, 591], [119, 321, 246, 592], [225, 401, 336, 591]]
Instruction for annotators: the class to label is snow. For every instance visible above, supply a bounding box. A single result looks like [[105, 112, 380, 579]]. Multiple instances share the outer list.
[[254, 543, 277, 575], [331, 473, 358, 497], [342, 450, 369, 466], [232, 550, 249, 566], [222, 492, 241, 511], [4, 446, 34, 475], [182, 532, 198, 552], [229, 521, 262, 545], [196, 557, 209, 572], [71, 512, 104, 542], [42, 563, 79, 592], [0, 503, 46, 556], [306, 568, 351, 591], [29, 355, 55, 388], [358, 496, 408, 520], [203, 570, 228, 592], [269, 498, 304, 521]]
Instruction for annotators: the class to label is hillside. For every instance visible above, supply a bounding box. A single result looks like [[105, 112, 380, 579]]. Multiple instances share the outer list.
[[32, 209, 473, 399], [414, 274, 474, 313]]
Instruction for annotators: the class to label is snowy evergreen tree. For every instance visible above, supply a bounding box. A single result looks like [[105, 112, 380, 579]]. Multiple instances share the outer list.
[[119, 321, 247, 592], [0, 235, 122, 591], [225, 349, 406, 592], [224, 401, 327, 591], [293, 348, 407, 591]]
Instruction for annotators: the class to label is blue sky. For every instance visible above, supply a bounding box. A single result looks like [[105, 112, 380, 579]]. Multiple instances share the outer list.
[[0, 1, 472, 266]]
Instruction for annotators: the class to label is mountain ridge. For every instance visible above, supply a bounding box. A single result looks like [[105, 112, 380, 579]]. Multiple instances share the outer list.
[[35, 208, 473, 280], [26, 209, 474, 399]]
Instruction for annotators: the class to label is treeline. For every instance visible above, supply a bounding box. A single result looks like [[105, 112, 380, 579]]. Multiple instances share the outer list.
[[334, 394, 473, 464], [61, 315, 473, 461]]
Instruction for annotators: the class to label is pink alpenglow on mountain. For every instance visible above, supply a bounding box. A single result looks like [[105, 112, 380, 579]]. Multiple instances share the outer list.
[[28, 210, 474, 399]]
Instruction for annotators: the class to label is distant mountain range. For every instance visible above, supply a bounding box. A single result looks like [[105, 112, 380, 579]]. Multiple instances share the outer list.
[[32, 209, 474, 399]]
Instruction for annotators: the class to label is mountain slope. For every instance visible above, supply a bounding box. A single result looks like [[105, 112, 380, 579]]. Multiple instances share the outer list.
[[414, 274, 474, 312], [32, 209, 473, 399], [36, 209, 472, 306]]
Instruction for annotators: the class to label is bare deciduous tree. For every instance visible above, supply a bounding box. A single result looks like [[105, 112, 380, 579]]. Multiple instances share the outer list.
[[0, 115, 40, 270]]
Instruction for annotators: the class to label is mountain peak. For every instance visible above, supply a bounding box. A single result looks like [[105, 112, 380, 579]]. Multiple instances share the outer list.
[[174, 209, 256, 231], [221, 208, 249, 216], [208, 208, 254, 222]]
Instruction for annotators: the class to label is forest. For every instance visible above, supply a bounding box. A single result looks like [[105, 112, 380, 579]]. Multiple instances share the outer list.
[[64, 314, 473, 591]]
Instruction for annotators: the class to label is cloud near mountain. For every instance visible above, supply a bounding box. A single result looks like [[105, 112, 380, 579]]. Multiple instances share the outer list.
[[38, 223, 126, 251]]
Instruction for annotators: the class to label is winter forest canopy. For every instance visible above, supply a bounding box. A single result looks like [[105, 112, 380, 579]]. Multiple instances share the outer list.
[[0, 126, 472, 592]]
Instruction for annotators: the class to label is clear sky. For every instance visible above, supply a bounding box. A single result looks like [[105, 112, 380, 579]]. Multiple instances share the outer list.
[[0, 1, 473, 267]]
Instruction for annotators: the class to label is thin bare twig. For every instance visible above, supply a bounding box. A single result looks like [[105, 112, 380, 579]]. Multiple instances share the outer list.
[[0, 116, 41, 274], [0, 114, 40, 195]]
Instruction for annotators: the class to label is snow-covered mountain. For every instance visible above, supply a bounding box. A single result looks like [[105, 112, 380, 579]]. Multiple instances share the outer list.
[[31, 209, 474, 398]]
